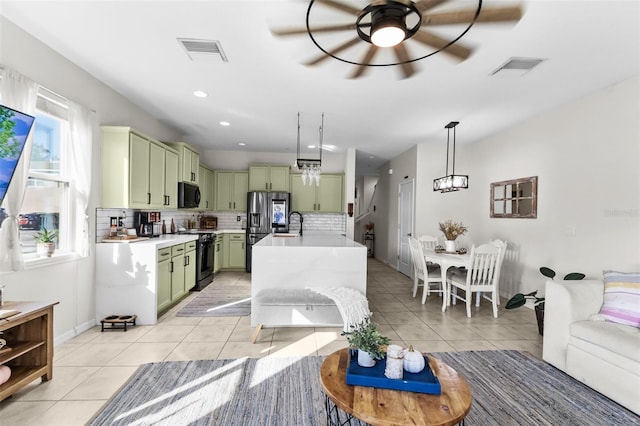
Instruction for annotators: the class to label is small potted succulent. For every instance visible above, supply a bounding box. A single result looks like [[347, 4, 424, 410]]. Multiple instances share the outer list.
[[342, 316, 390, 367], [506, 267, 585, 335], [439, 220, 468, 252], [34, 228, 58, 258]]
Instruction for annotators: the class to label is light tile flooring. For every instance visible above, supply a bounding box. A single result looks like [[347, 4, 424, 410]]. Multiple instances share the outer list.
[[0, 258, 542, 425]]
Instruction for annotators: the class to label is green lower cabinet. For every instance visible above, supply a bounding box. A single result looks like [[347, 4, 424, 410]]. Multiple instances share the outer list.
[[220, 233, 245, 270], [157, 247, 172, 312], [185, 241, 197, 291], [213, 239, 222, 273], [171, 253, 186, 300], [229, 237, 245, 269]]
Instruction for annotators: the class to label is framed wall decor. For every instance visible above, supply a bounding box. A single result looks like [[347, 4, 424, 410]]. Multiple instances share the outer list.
[[490, 176, 538, 218]]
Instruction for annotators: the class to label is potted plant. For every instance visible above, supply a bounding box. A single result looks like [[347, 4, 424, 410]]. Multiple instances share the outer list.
[[34, 228, 58, 258], [439, 220, 468, 252], [341, 316, 390, 367], [506, 267, 585, 335]]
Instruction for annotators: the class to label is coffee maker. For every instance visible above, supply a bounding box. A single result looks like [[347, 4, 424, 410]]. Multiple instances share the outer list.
[[134, 212, 161, 237]]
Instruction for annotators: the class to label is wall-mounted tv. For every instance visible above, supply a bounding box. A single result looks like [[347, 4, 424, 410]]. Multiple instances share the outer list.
[[0, 104, 36, 207]]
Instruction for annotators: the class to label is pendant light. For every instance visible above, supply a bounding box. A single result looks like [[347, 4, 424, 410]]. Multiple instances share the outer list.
[[433, 121, 468, 193], [296, 113, 323, 186]]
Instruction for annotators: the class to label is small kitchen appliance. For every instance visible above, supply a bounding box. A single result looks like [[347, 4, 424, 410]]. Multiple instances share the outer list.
[[134, 211, 161, 237]]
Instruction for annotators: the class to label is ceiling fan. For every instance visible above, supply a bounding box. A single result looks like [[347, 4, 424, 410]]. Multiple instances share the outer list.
[[272, 0, 523, 79]]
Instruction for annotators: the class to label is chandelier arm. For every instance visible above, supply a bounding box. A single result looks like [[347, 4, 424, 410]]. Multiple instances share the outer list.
[[297, 112, 301, 161], [452, 125, 456, 175]]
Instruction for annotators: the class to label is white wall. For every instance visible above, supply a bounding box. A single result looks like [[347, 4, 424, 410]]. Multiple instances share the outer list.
[[372, 146, 417, 266], [0, 17, 183, 342], [414, 76, 640, 298]]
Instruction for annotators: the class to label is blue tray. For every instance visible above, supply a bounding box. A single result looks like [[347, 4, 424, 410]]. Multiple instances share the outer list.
[[345, 351, 441, 394]]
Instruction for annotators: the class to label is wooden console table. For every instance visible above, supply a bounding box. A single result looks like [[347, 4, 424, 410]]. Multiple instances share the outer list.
[[320, 348, 472, 425], [0, 301, 59, 401]]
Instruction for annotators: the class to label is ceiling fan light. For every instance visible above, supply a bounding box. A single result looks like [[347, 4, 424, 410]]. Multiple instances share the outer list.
[[371, 25, 405, 47], [370, 8, 406, 48]]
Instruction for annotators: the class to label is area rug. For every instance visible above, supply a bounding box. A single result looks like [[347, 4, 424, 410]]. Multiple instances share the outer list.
[[88, 351, 639, 426], [176, 277, 251, 317]]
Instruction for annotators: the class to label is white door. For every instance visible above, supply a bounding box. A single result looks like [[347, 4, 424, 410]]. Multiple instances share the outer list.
[[397, 180, 414, 276]]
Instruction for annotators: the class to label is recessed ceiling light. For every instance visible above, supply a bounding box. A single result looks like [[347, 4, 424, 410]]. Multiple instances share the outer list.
[[238, 142, 246, 146], [308, 145, 315, 149], [193, 90, 208, 98], [369, 155, 375, 159], [220, 121, 230, 126]]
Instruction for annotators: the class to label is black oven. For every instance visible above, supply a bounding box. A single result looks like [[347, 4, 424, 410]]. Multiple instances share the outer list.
[[193, 232, 215, 290]]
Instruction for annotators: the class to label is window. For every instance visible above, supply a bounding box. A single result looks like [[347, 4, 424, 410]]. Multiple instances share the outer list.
[[19, 89, 71, 256]]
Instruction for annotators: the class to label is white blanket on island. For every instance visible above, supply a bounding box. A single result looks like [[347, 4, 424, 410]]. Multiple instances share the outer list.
[[307, 287, 370, 332]]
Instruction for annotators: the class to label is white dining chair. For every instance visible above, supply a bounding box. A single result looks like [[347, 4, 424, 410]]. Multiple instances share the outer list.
[[409, 237, 443, 303], [475, 239, 507, 307], [447, 243, 501, 318]]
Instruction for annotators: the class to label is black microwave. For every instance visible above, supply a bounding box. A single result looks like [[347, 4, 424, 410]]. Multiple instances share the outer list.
[[178, 182, 201, 209]]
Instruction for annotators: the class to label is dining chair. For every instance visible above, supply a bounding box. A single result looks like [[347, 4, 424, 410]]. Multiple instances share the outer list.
[[474, 239, 508, 307], [447, 243, 501, 318], [409, 237, 443, 303]]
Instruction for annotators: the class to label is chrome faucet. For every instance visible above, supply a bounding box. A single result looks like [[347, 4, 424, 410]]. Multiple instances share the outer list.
[[288, 211, 304, 236]]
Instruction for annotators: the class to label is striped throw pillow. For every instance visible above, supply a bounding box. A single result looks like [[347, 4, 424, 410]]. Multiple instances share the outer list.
[[598, 271, 640, 328]]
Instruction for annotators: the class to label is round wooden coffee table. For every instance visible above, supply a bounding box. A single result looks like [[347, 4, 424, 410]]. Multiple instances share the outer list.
[[320, 349, 472, 426]]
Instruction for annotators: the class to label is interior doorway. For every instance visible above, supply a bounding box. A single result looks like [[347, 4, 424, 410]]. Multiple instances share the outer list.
[[397, 179, 414, 276]]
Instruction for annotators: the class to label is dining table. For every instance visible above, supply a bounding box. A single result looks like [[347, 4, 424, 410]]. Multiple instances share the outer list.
[[422, 248, 471, 312]]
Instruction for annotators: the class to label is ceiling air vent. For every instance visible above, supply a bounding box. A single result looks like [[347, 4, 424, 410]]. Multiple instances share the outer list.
[[491, 57, 545, 77], [177, 38, 228, 62]]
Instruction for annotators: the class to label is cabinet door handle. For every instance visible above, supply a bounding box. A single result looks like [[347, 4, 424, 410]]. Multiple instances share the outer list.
[[233, 202, 236, 209], [147, 193, 151, 205], [265, 183, 268, 190], [229, 202, 231, 209], [184, 256, 189, 266], [170, 261, 174, 273]]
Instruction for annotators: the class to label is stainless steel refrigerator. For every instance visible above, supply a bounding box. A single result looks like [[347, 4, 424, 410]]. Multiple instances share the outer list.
[[245, 191, 290, 272]]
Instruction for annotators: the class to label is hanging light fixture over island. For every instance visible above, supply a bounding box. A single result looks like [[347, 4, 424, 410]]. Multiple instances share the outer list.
[[296, 112, 323, 186]]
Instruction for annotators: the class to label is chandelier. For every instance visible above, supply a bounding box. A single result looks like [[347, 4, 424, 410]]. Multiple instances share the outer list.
[[433, 121, 468, 193], [296, 112, 323, 186]]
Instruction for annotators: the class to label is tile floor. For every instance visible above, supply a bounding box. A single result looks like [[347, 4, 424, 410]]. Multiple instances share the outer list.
[[0, 258, 542, 425]]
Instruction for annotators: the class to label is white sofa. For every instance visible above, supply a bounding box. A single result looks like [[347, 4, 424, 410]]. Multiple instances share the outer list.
[[543, 279, 640, 415]]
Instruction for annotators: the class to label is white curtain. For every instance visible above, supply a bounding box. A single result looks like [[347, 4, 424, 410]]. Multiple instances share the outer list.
[[0, 68, 38, 271], [68, 101, 94, 257]]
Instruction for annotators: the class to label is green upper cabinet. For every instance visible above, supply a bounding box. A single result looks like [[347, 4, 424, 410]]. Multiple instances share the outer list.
[[102, 126, 173, 209], [248, 164, 290, 192], [215, 171, 248, 211], [199, 166, 214, 210], [164, 148, 179, 209], [290, 173, 344, 213], [164, 141, 200, 184]]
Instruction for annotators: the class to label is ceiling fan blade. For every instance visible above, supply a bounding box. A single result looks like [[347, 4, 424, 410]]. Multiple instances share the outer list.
[[272, 23, 356, 37], [393, 44, 416, 79], [414, 0, 451, 13], [316, 0, 362, 16], [411, 30, 472, 61], [350, 45, 379, 78], [422, 6, 523, 26], [305, 37, 362, 66]]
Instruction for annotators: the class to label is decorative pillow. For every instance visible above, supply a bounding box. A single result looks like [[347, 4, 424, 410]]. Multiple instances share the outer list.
[[598, 270, 640, 328]]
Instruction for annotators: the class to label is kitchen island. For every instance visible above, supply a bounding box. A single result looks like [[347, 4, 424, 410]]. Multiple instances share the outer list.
[[251, 233, 367, 337]]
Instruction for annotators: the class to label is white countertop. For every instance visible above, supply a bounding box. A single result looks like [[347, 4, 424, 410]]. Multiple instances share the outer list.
[[99, 233, 198, 249], [255, 233, 363, 248]]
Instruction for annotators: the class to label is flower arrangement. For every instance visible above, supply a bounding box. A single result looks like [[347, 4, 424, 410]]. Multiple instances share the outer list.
[[341, 316, 390, 360], [439, 220, 468, 241]]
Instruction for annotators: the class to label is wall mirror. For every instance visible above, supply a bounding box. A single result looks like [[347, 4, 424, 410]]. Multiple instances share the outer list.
[[490, 176, 538, 218]]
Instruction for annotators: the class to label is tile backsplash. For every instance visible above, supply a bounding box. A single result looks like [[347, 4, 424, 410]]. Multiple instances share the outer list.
[[95, 208, 345, 241]]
